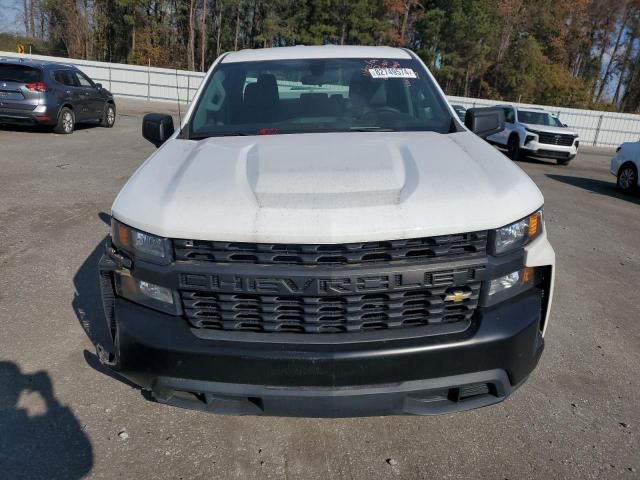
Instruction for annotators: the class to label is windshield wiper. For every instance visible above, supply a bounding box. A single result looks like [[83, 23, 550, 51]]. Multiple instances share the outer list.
[[349, 126, 398, 132], [190, 132, 251, 140]]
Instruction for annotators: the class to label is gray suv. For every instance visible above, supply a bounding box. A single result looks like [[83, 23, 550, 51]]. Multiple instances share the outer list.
[[0, 59, 116, 134]]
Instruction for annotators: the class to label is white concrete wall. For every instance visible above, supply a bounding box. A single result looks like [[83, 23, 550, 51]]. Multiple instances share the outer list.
[[1, 51, 205, 103], [2, 51, 639, 147], [447, 95, 640, 148]]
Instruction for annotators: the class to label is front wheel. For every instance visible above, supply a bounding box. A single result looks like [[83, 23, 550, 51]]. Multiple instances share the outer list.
[[54, 107, 74, 134], [507, 135, 522, 161], [100, 103, 116, 128], [557, 159, 571, 166], [617, 163, 638, 193]]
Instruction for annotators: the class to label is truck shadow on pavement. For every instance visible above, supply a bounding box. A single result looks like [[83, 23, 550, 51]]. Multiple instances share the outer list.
[[546, 174, 640, 206], [0, 361, 93, 479]]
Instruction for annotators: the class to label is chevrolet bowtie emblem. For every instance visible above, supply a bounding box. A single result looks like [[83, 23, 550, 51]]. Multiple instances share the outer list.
[[444, 290, 472, 303]]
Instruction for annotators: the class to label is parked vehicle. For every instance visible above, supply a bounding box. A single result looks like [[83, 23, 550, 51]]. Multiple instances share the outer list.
[[451, 104, 466, 122], [0, 59, 115, 133], [487, 105, 579, 165], [610, 142, 640, 193], [98, 46, 555, 417]]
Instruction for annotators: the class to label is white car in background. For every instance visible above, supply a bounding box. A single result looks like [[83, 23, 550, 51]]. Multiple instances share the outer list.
[[487, 106, 579, 165], [610, 142, 640, 193]]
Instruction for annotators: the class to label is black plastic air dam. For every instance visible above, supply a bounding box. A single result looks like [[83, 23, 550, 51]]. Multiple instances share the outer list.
[[110, 291, 544, 417]]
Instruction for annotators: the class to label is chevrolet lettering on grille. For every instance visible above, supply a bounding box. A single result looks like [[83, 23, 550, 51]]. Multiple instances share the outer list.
[[179, 266, 485, 296]]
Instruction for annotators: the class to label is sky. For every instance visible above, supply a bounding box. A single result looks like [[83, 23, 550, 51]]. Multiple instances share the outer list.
[[0, 0, 23, 33]]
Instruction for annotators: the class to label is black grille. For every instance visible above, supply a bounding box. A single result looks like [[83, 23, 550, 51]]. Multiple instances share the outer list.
[[537, 149, 570, 158], [537, 132, 575, 146], [174, 232, 487, 266], [180, 267, 482, 334]]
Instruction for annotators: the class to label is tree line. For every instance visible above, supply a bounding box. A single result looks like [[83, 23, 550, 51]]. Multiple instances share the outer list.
[[9, 0, 640, 112]]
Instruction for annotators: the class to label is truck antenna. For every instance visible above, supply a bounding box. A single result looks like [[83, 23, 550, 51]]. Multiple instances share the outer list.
[[175, 69, 182, 130]]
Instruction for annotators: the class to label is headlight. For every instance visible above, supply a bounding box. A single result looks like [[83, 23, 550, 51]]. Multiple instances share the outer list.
[[491, 209, 543, 255], [115, 273, 180, 315], [111, 219, 172, 264]]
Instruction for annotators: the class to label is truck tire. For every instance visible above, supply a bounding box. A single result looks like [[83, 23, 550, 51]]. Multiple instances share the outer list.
[[100, 103, 116, 128], [617, 162, 638, 193], [507, 135, 522, 161], [54, 107, 74, 134]]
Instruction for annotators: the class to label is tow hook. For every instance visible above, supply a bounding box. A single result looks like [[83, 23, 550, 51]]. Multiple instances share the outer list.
[[96, 343, 118, 367], [107, 245, 133, 269]]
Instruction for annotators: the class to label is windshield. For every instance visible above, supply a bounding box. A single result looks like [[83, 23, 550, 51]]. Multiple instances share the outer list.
[[0, 64, 42, 83], [188, 58, 453, 138], [517, 110, 556, 126], [550, 116, 564, 127]]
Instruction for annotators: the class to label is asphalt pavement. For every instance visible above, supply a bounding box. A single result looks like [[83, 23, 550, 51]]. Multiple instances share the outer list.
[[0, 99, 638, 479]]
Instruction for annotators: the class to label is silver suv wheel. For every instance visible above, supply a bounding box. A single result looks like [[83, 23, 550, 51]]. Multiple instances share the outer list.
[[101, 104, 116, 128], [106, 106, 115, 126], [62, 111, 73, 133], [54, 107, 74, 134], [617, 164, 637, 192]]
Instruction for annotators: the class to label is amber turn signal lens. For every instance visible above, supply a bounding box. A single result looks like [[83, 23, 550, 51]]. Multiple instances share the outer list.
[[528, 212, 540, 238], [116, 222, 130, 248], [522, 266, 534, 284]]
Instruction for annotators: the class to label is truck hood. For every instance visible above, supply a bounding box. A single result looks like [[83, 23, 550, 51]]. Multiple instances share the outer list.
[[112, 131, 544, 243], [521, 123, 578, 137]]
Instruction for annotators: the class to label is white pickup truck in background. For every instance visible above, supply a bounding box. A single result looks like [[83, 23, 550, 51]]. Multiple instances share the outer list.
[[487, 105, 579, 165]]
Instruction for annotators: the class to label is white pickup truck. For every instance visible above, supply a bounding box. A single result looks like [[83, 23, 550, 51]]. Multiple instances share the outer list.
[[98, 45, 555, 417], [487, 105, 579, 165]]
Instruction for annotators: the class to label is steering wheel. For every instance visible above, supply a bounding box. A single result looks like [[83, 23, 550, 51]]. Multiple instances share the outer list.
[[361, 106, 402, 116]]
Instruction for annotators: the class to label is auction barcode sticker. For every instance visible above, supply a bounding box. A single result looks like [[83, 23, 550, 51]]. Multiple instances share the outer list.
[[369, 68, 417, 79]]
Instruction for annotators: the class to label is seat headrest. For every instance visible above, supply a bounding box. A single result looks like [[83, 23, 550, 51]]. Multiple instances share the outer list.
[[243, 82, 260, 106], [244, 74, 279, 108], [257, 73, 279, 100]]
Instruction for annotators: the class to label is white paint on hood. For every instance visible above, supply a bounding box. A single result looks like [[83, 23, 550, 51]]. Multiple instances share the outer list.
[[112, 130, 544, 243]]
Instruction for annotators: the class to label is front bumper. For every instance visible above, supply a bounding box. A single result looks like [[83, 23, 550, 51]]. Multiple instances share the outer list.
[[98, 229, 555, 417], [101, 273, 546, 417], [610, 154, 623, 176], [522, 140, 578, 160]]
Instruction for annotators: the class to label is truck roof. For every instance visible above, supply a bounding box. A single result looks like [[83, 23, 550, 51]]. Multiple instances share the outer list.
[[221, 45, 412, 63]]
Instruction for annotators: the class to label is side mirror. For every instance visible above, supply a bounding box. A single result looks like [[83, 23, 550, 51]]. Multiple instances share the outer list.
[[95, 83, 102, 90], [142, 113, 175, 147], [464, 107, 505, 139]]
